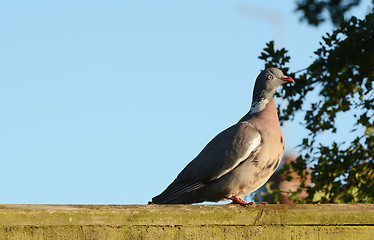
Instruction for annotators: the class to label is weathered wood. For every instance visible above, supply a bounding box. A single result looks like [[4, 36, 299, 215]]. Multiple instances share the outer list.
[[0, 204, 373, 239]]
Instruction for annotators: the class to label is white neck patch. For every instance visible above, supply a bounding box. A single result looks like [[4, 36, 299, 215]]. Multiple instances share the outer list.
[[249, 98, 269, 114]]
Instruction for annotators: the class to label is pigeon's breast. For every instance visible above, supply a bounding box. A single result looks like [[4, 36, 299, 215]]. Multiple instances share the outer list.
[[228, 99, 286, 197]]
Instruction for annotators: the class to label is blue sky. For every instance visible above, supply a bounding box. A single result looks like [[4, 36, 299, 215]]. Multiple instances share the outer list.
[[1, 1, 371, 204]]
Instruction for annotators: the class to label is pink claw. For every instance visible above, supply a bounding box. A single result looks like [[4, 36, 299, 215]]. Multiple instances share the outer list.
[[229, 196, 268, 206], [230, 196, 252, 206]]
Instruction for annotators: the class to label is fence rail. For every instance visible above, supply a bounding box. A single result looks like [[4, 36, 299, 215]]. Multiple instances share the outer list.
[[0, 204, 373, 239]]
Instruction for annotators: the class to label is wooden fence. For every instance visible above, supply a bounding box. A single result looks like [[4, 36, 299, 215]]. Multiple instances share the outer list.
[[0, 204, 373, 239]]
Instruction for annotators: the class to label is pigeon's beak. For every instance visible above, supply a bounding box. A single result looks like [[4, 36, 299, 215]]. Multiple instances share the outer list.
[[280, 76, 294, 83]]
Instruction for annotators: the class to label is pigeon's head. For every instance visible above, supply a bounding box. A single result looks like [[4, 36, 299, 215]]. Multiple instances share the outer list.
[[253, 67, 294, 100]]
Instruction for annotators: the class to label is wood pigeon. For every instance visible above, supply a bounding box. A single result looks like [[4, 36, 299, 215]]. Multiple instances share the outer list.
[[150, 67, 294, 205]]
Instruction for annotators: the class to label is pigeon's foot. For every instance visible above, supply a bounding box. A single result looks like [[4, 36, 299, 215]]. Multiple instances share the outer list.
[[228, 196, 268, 206], [229, 196, 254, 206]]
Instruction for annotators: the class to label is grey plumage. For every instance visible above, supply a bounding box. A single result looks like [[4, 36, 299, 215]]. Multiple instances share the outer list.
[[151, 67, 294, 205]]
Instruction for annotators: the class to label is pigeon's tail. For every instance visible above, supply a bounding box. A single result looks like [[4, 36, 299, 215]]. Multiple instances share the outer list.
[[148, 198, 169, 204], [149, 194, 176, 204], [147, 197, 171, 204], [150, 181, 205, 204]]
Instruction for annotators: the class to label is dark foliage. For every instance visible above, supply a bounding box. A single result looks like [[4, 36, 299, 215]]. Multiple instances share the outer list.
[[296, 0, 364, 26]]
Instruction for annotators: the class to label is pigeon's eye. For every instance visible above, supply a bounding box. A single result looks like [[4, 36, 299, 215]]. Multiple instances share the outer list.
[[267, 74, 273, 80]]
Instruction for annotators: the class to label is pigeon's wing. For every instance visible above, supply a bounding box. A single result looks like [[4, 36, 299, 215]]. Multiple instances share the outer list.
[[152, 121, 261, 204]]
